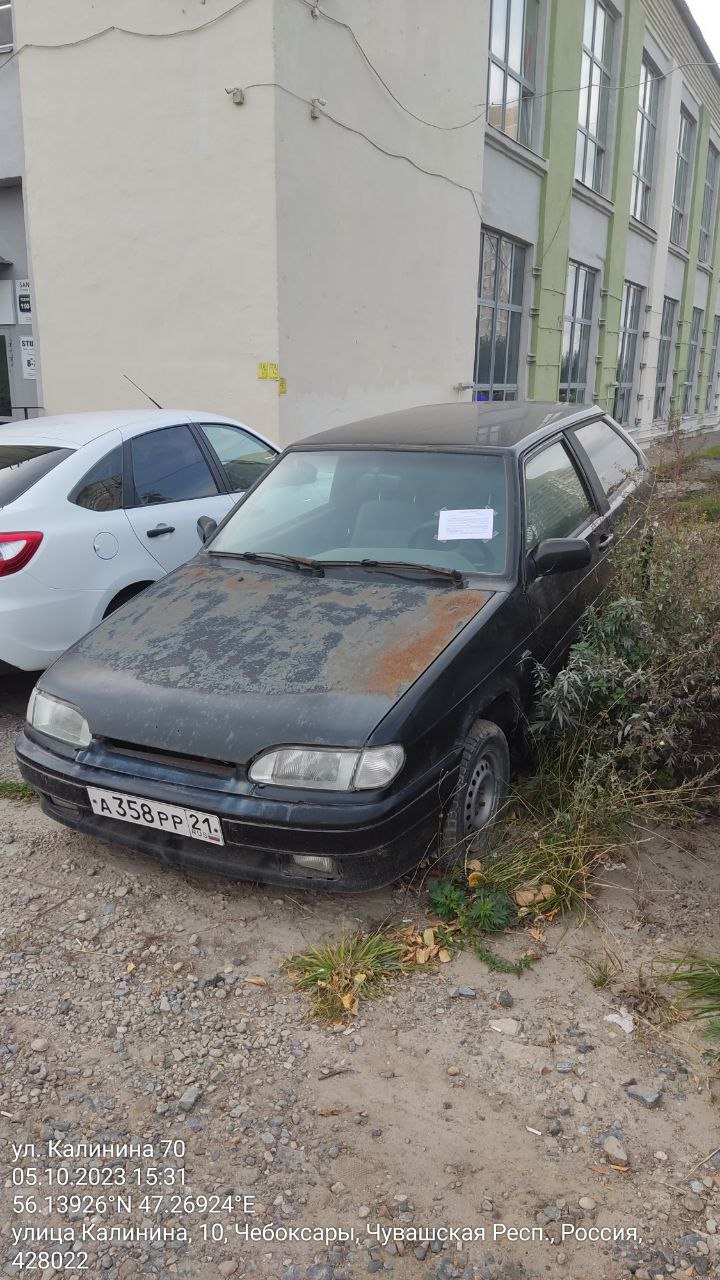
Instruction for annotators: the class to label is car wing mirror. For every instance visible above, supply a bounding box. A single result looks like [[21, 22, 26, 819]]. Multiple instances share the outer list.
[[197, 515, 218, 544], [530, 537, 592, 578]]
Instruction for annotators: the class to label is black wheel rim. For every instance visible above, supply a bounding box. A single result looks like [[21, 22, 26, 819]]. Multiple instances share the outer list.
[[463, 751, 499, 833]]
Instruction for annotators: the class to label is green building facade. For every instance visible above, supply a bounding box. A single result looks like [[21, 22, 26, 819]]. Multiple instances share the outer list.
[[479, 0, 720, 438]]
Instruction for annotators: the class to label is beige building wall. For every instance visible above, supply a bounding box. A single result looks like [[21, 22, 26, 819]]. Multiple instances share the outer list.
[[273, 0, 489, 440], [14, 0, 281, 435], [15, 0, 488, 445]]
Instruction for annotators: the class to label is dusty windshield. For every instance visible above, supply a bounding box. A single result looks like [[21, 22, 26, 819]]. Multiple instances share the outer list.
[[209, 449, 509, 575]]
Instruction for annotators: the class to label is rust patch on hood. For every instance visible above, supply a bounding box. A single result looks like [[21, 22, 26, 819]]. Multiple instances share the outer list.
[[342, 590, 491, 696], [71, 560, 492, 705]]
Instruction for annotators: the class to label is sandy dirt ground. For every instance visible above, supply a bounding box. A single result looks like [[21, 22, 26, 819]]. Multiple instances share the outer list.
[[1, 674, 719, 1280]]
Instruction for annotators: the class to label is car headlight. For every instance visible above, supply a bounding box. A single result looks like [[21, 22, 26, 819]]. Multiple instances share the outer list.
[[27, 688, 91, 749], [249, 744, 404, 791]]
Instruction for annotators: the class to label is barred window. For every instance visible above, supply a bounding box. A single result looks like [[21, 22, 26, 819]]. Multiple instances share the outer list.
[[654, 297, 677, 421], [474, 231, 526, 402], [559, 262, 596, 404], [705, 316, 720, 413], [682, 307, 703, 416], [614, 282, 643, 425]]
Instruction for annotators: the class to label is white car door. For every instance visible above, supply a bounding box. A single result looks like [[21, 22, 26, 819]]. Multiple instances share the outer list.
[[123, 423, 235, 572]]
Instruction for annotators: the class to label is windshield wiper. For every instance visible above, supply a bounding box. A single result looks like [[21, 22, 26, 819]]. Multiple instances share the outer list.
[[321, 558, 464, 585], [210, 550, 325, 576]]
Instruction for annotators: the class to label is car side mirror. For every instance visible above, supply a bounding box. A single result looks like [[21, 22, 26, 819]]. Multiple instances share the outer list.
[[197, 515, 218, 544], [530, 537, 592, 578]]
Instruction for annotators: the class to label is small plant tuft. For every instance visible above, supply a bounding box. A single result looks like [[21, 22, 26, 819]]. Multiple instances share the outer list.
[[284, 930, 407, 1021], [663, 952, 720, 1045], [0, 778, 35, 801]]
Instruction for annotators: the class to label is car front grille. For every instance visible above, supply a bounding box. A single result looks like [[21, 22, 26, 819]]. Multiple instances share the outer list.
[[101, 739, 237, 780]]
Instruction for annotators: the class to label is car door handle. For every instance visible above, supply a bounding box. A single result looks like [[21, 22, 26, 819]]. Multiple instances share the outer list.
[[598, 532, 614, 549], [146, 524, 175, 538]]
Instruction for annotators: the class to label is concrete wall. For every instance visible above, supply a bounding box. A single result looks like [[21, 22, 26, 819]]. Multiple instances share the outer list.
[[14, 0, 488, 444], [272, 0, 488, 441], [14, 0, 281, 434]]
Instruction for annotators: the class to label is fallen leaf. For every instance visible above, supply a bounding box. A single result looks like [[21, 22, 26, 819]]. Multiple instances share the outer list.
[[353, 972, 367, 986], [467, 858, 484, 872], [126, 961, 135, 973], [438, 949, 452, 963], [245, 977, 268, 986], [539, 884, 555, 901], [528, 924, 545, 943], [423, 928, 435, 947], [467, 871, 484, 888], [415, 947, 428, 965], [609, 1164, 630, 1173], [341, 992, 358, 1014]]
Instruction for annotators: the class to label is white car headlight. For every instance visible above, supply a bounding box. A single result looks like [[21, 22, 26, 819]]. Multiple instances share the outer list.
[[27, 688, 91, 749], [249, 744, 404, 791]]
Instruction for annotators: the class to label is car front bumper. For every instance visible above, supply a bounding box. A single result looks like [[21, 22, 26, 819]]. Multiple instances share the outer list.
[[15, 730, 457, 892]]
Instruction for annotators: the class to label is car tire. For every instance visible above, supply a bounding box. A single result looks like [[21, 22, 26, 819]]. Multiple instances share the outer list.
[[439, 718, 510, 869]]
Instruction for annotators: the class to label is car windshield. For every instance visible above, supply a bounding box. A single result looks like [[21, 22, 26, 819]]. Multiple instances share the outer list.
[[0, 443, 74, 507], [209, 449, 509, 575]]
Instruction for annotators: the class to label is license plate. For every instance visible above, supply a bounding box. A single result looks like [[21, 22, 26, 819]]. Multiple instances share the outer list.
[[87, 786, 224, 846]]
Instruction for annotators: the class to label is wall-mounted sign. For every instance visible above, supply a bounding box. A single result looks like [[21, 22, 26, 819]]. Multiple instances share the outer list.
[[15, 279, 32, 322], [20, 335, 36, 378]]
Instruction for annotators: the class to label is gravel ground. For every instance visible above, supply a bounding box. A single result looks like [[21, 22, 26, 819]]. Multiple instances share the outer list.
[[2, 428, 720, 1280], [1, 675, 719, 1280]]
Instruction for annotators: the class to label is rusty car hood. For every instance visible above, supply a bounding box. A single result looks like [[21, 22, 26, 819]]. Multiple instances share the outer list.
[[43, 560, 494, 762]]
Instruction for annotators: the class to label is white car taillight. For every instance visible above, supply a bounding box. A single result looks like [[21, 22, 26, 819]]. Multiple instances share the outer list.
[[0, 531, 43, 577]]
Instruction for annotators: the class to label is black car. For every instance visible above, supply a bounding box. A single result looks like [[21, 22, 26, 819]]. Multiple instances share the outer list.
[[16, 402, 649, 891]]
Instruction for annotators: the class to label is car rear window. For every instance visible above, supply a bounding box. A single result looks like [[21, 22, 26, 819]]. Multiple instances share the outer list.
[[0, 444, 74, 507]]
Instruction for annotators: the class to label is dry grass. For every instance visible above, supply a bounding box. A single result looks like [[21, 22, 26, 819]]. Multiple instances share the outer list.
[[284, 930, 408, 1021]]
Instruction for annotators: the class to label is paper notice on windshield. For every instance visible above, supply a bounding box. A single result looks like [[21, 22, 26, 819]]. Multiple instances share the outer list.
[[437, 508, 494, 541]]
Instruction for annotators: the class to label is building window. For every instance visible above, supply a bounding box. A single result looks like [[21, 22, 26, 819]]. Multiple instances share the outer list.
[[0, 2, 12, 52], [575, 0, 614, 193], [699, 143, 720, 265], [474, 231, 526, 402], [653, 297, 678, 421], [559, 261, 596, 404], [704, 315, 720, 413], [671, 108, 696, 247], [705, 315, 720, 412], [614, 282, 643, 425], [631, 57, 659, 224], [487, 0, 539, 147], [682, 307, 703, 415]]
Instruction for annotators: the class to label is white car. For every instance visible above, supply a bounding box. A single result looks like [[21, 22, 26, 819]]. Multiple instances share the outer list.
[[0, 410, 278, 672]]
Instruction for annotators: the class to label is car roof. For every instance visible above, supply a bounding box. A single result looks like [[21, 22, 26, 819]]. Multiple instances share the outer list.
[[295, 401, 604, 451], [0, 409, 256, 450]]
